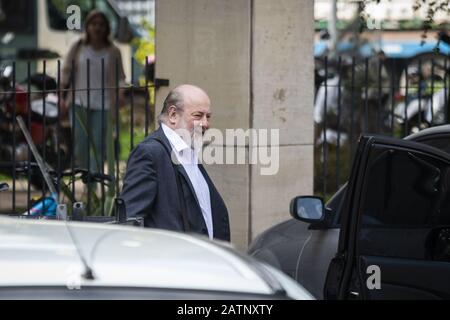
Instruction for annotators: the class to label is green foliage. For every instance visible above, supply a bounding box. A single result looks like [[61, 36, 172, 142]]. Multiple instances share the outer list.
[[131, 20, 156, 113], [132, 20, 155, 66], [119, 129, 146, 161], [58, 106, 117, 216], [361, 0, 450, 38]]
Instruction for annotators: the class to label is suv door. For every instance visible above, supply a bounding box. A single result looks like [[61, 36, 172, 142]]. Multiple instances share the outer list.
[[325, 135, 450, 299]]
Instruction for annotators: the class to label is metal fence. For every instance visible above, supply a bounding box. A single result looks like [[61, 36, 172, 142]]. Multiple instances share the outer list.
[[314, 53, 450, 198], [0, 57, 156, 216], [3, 53, 450, 215]]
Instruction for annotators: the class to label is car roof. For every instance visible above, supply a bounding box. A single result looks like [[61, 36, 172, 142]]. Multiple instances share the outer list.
[[0, 217, 274, 295], [405, 124, 450, 141]]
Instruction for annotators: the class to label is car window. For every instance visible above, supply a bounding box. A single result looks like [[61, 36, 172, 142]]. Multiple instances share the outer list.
[[331, 133, 450, 227], [357, 145, 450, 261], [414, 136, 450, 155], [325, 184, 347, 226]]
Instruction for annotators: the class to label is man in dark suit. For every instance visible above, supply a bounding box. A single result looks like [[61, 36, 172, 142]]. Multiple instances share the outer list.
[[120, 84, 230, 241]]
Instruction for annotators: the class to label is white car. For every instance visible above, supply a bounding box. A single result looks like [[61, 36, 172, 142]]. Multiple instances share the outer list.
[[0, 217, 314, 300]]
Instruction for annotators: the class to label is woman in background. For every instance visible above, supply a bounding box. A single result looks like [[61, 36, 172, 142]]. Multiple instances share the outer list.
[[61, 10, 125, 173]]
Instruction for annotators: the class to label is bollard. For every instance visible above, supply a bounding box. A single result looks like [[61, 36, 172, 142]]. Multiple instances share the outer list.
[[56, 204, 67, 221], [72, 202, 86, 221]]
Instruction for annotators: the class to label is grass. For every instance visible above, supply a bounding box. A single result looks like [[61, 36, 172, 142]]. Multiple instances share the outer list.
[[118, 105, 155, 161], [119, 128, 147, 161]]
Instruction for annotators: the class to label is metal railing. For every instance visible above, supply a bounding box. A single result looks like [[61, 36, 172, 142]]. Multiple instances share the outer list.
[[0, 57, 156, 216], [314, 53, 450, 198], [3, 53, 450, 214]]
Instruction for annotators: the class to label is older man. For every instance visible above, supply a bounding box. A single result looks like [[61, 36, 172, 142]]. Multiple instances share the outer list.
[[120, 84, 230, 241]]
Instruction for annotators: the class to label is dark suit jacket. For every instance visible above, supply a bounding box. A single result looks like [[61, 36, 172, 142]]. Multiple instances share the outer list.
[[120, 126, 230, 241]]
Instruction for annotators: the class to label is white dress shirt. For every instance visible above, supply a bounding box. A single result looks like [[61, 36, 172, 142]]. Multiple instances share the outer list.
[[161, 124, 213, 239]]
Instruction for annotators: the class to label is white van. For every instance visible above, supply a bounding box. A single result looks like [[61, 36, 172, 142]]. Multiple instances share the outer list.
[[0, 0, 135, 81]]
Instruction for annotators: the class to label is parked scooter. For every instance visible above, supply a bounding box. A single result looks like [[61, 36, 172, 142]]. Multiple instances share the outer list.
[[314, 54, 392, 145], [394, 32, 450, 134], [0, 65, 71, 189]]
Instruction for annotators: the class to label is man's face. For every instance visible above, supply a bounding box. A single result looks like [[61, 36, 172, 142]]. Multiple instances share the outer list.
[[174, 95, 211, 137]]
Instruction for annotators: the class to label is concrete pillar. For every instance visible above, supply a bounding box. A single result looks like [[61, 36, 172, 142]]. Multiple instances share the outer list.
[[155, 0, 314, 249]]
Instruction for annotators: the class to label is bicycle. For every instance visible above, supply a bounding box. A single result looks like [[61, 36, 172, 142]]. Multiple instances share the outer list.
[[12, 162, 111, 215], [8, 162, 141, 226]]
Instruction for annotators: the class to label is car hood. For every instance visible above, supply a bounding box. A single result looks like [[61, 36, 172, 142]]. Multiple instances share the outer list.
[[0, 217, 275, 295]]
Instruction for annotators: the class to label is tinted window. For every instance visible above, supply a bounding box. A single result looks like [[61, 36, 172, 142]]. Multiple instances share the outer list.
[[325, 184, 346, 226], [0, 0, 34, 33], [416, 136, 450, 155], [333, 134, 450, 226], [358, 145, 450, 260]]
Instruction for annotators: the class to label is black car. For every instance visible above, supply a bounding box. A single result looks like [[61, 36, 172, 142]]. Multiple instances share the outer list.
[[249, 125, 450, 299]]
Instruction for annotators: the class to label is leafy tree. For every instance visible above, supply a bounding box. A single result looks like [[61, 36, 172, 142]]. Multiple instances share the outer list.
[[360, 0, 450, 43], [132, 20, 155, 66]]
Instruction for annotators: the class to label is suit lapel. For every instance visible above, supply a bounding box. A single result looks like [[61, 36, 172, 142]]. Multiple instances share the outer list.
[[150, 126, 173, 155]]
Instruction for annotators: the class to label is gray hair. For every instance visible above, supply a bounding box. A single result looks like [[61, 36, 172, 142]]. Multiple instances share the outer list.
[[157, 89, 185, 124]]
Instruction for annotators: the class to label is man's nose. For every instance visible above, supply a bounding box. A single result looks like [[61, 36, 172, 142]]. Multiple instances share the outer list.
[[202, 116, 210, 131]]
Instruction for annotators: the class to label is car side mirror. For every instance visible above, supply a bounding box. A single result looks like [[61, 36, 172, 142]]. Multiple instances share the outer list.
[[290, 196, 325, 223], [116, 17, 133, 43]]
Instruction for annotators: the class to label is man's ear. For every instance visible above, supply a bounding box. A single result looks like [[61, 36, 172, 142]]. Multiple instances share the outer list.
[[168, 106, 178, 125]]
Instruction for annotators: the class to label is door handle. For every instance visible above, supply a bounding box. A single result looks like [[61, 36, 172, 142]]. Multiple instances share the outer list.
[[349, 291, 360, 297]]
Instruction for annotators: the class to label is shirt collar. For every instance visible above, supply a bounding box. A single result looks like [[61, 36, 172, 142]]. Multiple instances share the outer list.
[[161, 123, 191, 154]]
